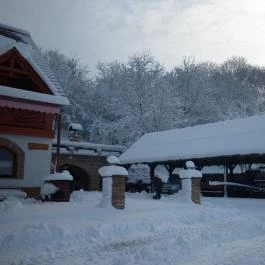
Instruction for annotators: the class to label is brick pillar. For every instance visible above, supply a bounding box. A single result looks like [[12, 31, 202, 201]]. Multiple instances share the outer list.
[[112, 175, 126, 209], [179, 161, 202, 204], [191, 177, 201, 204]]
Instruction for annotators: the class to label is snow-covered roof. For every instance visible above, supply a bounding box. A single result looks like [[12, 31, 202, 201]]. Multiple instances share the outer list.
[[0, 23, 34, 45], [119, 114, 265, 164], [0, 85, 69, 106], [53, 139, 125, 154], [0, 23, 68, 105]]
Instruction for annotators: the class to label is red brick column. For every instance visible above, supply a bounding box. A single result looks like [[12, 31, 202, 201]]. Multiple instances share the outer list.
[[112, 175, 126, 209], [191, 178, 201, 204]]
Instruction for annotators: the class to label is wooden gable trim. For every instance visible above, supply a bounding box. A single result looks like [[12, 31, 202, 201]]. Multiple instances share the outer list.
[[0, 125, 54, 138], [0, 47, 53, 95]]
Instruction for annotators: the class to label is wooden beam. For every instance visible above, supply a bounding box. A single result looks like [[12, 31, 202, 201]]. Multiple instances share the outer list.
[[224, 165, 228, 197], [0, 71, 19, 78], [0, 125, 53, 138], [0, 48, 53, 94], [148, 163, 158, 193], [56, 113, 62, 172], [0, 65, 29, 75]]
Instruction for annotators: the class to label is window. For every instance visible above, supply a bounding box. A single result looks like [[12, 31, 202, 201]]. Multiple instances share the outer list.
[[0, 147, 15, 177], [0, 137, 24, 179]]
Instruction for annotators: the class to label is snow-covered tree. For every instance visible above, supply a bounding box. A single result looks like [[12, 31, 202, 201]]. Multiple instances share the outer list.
[[45, 50, 265, 146]]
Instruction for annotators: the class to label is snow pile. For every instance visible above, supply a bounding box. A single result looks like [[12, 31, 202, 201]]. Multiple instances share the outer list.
[[70, 190, 102, 202], [0, 189, 26, 200], [1, 193, 265, 265], [40, 183, 58, 200], [42, 170, 73, 181], [0, 196, 24, 213], [98, 166, 128, 177], [0, 223, 67, 251], [154, 165, 169, 183]]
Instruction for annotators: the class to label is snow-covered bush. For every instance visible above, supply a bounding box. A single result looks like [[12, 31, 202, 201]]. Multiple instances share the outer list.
[[40, 183, 58, 200]]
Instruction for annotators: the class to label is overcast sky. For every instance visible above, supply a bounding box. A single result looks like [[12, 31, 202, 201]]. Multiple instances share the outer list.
[[1, 0, 265, 74]]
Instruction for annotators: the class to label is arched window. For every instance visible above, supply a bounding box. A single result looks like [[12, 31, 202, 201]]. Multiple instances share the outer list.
[[0, 147, 15, 176], [0, 138, 24, 179]]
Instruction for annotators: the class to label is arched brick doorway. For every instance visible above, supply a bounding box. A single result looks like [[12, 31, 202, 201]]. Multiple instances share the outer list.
[[60, 164, 91, 191]]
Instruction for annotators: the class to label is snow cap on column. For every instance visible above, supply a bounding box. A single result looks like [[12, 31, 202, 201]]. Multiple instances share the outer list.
[[186, 161, 195, 169], [98, 166, 128, 177], [107, 155, 120, 164], [179, 161, 202, 179]]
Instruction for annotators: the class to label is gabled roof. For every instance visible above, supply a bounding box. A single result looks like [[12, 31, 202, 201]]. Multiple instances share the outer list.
[[0, 23, 69, 105], [119, 114, 265, 164]]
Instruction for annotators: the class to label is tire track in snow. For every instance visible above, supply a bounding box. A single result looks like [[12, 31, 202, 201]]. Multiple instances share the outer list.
[[181, 235, 265, 265], [4, 215, 264, 265]]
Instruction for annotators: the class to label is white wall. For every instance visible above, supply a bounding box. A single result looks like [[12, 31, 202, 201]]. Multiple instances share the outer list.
[[0, 133, 52, 187]]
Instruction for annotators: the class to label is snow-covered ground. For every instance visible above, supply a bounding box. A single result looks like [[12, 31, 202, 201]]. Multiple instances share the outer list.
[[1, 191, 265, 265]]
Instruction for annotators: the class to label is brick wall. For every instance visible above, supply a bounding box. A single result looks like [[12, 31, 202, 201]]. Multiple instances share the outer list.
[[191, 178, 201, 204], [54, 154, 107, 190], [112, 175, 126, 209], [21, 187, 41, 199]]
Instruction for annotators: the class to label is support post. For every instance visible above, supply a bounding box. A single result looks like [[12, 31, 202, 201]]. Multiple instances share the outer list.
[[224, 165, 228, 197], [56, 113, 62, 172], [149, 164, 155, 193], [168, 164, 175, 179]]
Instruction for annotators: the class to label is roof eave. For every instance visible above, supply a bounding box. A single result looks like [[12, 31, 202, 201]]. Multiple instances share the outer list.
[[0, 85, 69, 106]]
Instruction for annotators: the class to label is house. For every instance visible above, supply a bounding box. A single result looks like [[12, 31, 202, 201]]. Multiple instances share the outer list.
[[0, 23, 69, 197], [119, 114, 265, 197]]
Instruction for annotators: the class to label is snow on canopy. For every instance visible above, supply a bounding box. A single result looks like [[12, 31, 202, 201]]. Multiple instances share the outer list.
[[55, 139, 125, 154], [0, 23, 69, 105], [42, 170, 73, 181], [119, 114, 265, 164]]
